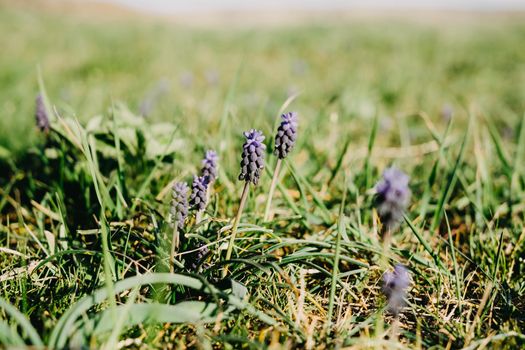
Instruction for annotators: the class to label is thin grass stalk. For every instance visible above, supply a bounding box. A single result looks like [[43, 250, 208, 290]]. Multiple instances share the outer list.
[[376, 224, 391, 339], [327, 183, 346, 333], [80, 128, 117, 322], [169, 226, 179, 273], [100, 215, 116, 311], [445, 210, 462, 313], [223, 182, 250, 277], [378, 216, 394, 339], [263, 158, 282, 222]]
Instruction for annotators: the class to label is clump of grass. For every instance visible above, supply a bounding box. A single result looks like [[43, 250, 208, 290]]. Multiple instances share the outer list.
[[1, 9, 525, 349]]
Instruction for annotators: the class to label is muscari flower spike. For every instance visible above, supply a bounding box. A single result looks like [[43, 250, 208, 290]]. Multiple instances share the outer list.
[[238, 129, 266, 185], [35, 93, 50, 133], [374, 167, 411, 233], [186, 243, 210, 271], [171, 182, 189, 230], [274, 112, 298, 159], [382, 264, 410, 316], [189, 175, 209, 211], [201, 150, 219, 183]]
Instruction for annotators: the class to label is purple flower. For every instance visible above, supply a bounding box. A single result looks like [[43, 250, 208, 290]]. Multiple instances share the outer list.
[[139, 78, 170, 117], [382, 264, 410, 316], [205, 69, 220, 86], [186, 243, 210, 271], [200, 150, 219, 183], [375, 167, 411, 232], [179, 71, 194, 88], [35, 94, 50, 132], [171, 182, 189, 230], [441, 104, 453, 122], [274, 112, 298, 159], [238, 129, 266, 185], [189, 175, 209, 211]]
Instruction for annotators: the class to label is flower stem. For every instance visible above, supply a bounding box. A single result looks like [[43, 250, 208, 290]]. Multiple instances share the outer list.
[[196, 211, 203, 226], [263, 158, 282, 222], [381, 228, 392, 268], [390, 316, 400, 342], [223, 182, 250, 277], [169, 226, 179, 273]]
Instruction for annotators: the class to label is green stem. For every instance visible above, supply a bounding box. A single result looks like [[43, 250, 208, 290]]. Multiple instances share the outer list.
[[263, 158, 282, 222], [381, 229, 392, 269], [223, 182, 250, 277], [196, 211, 203, 226], [327, 188, 345, 334], [169, 226, 179, 273]]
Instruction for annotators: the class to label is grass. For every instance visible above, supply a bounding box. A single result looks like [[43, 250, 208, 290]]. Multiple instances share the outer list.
[[1, 2, 525, 349]]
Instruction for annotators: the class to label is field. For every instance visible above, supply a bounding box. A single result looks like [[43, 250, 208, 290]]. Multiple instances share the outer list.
[[1, 2, 525, 349]]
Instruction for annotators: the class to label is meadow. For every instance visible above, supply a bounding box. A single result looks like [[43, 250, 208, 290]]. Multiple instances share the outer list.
[[1, 3, 525, 349]]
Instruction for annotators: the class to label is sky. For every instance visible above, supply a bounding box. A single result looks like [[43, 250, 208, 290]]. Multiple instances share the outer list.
[[103, 0, 525, 14]]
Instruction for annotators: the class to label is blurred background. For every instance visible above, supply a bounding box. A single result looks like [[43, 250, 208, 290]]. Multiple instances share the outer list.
[[105, 0, 525, 12], [0, 0, 524, 154]]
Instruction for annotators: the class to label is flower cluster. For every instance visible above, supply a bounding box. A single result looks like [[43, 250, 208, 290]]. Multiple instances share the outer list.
[[274, 112, 298, 159], [185, 243, 210, 271], [171, 182, 189, 231], [238, 129, 266, 185], [374, 167, 411, 233], [201, 150, 219, 183], [189, 175, 209, 211], [382, 264, 410, 316]]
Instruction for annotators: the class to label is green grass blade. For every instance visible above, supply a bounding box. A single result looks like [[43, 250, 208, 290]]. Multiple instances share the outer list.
[[327, 181, 346, 333], [0, 298, 43, 347], [430, 115, 471, 232]]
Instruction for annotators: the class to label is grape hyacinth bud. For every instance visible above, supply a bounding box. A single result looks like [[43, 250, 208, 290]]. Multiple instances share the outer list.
[[189, 175, 209, 211], [238, 129, 266, 185], [186, 243, 210, 271], [200, 150, 219, 183], [35, 94, 50, 133], [374, 167, 411, 233], [274, 112, 298, 159], [171, 182, 189, 230], [382, 264, 410, 316]]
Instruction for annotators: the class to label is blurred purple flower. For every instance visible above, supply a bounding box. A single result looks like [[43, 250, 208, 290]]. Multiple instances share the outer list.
[[441, 104, 453, 122], [139, 78, 170, 117], [200, 150, 219, 183], [291, 59, 308, 76], [379, 115, 393, 133], [35, 94, 50, 133], [239, 129, 266, 185], [382, 264, 410, 316], [179, 71, 194, 89], [274, 112, 298, 159], [171, 182, 189, 230], [375, 167, 411, 233], [189, 175, 209, 212], [205, 69, 220, 86]]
